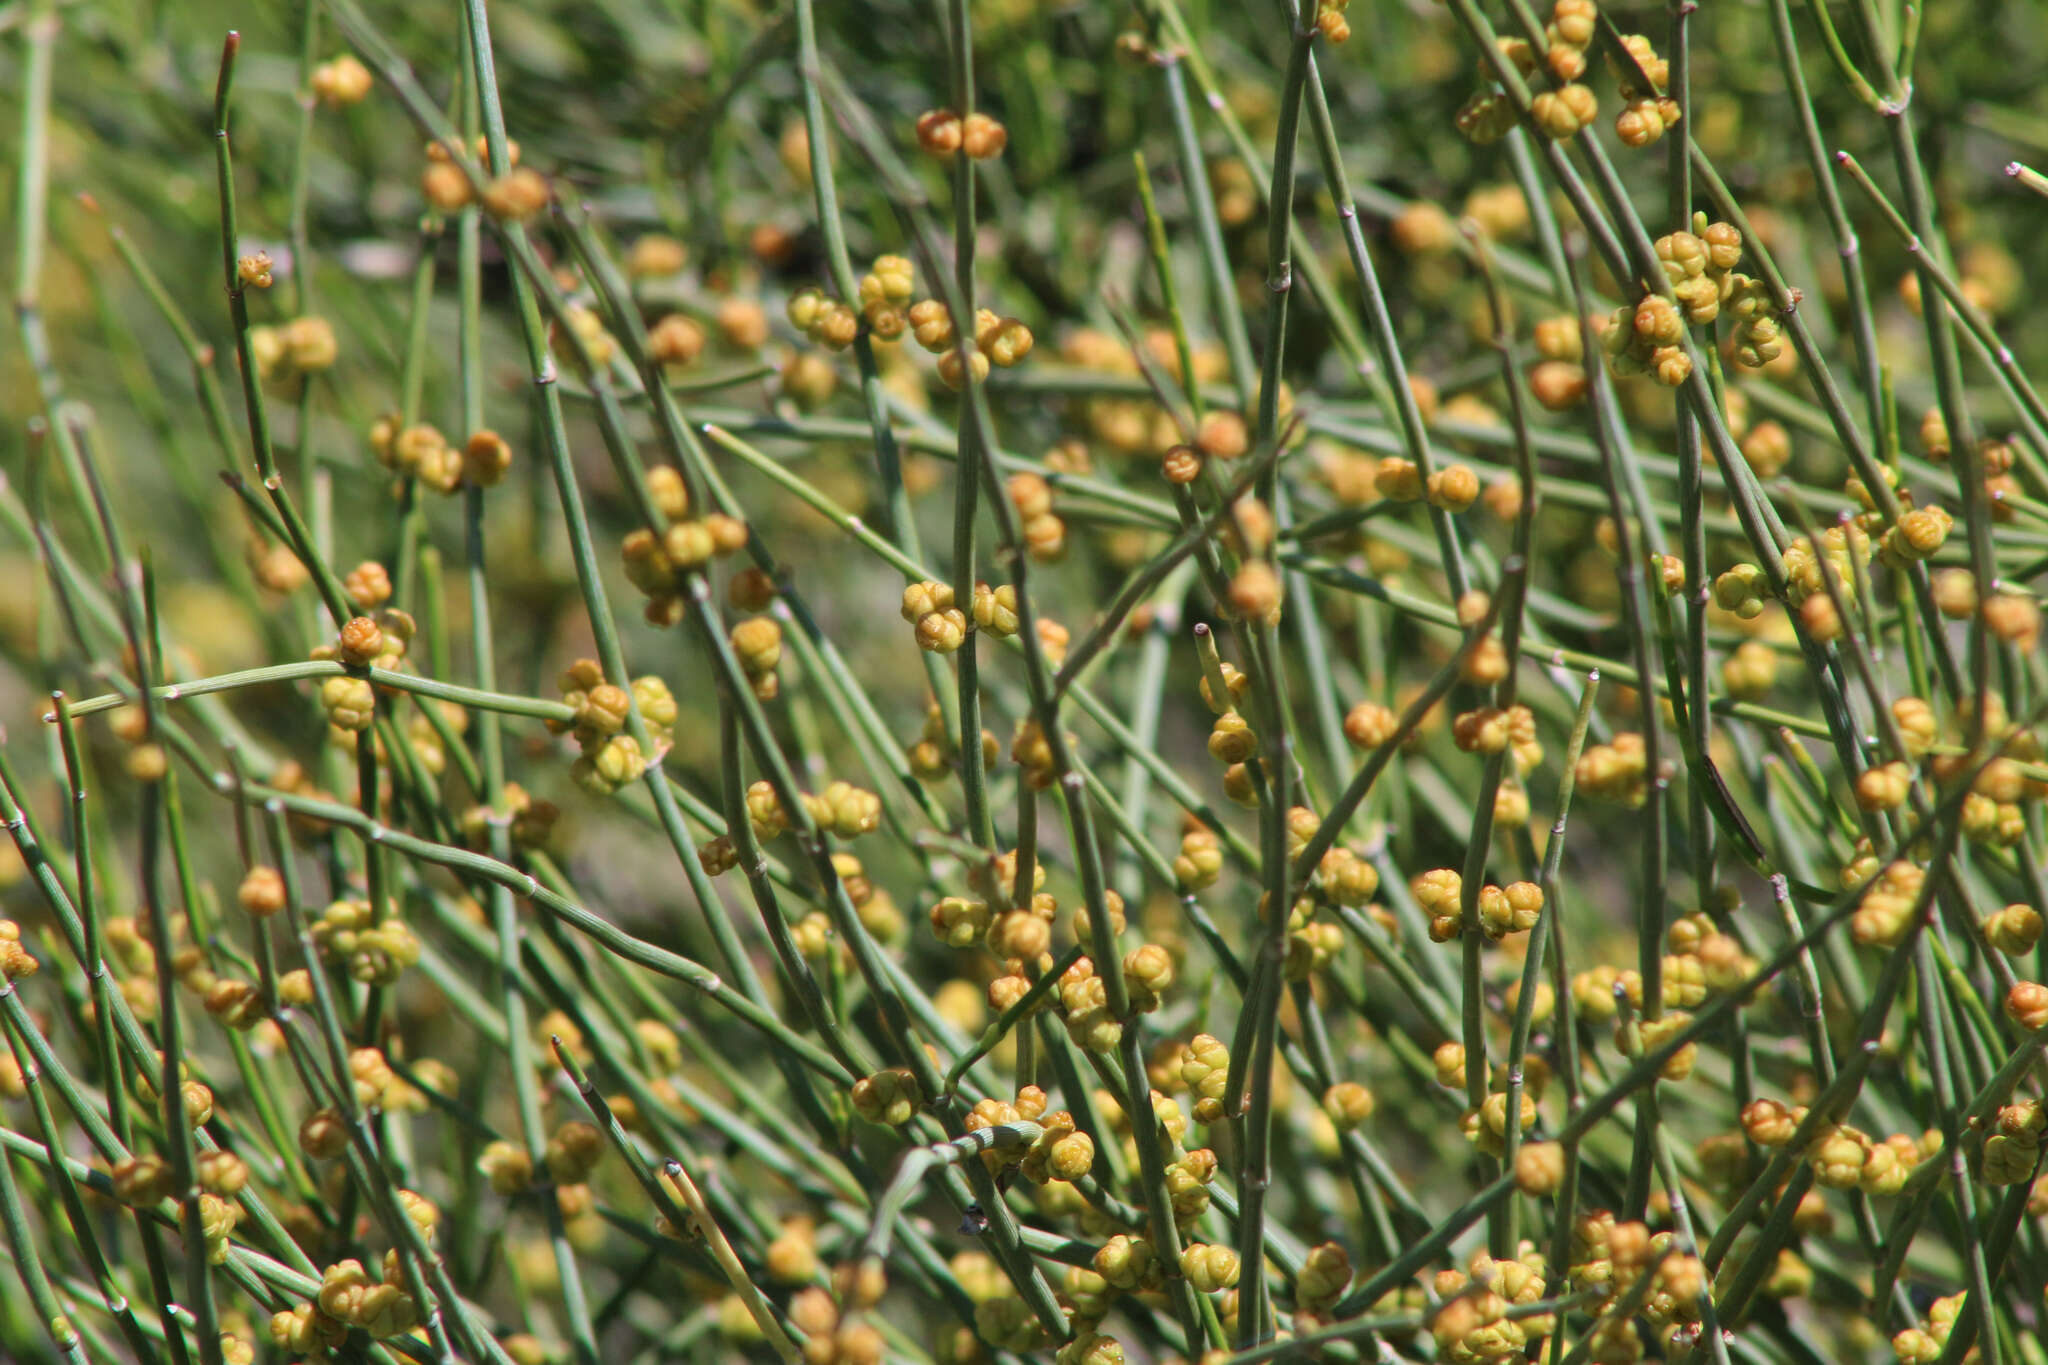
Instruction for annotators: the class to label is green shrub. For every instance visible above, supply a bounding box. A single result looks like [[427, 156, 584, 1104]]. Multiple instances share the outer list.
[[4, 0, 2048, 1362]]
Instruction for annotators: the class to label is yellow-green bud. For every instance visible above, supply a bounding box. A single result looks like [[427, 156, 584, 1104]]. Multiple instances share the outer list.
[[1180, 1243, 1241, 1293], [1296, 1241, 1352, 1312], [929, 895, 992, 949], [1985, 904, 2044, 957], [850, 1068, 922, 1126], [1321, 1081, 1375, 1130], [1093, 1234, 1154, 1290], [1048, 1131, 1094, 1181], [319, 676, 376, 731]]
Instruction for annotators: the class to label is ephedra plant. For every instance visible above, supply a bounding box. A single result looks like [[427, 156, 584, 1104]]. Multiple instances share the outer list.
[[4, 0, 2048, 1361]]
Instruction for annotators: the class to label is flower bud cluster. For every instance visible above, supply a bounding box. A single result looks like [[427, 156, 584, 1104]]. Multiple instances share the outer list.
[[915, 109, 1008, 160], [1983, 1099, 2046, 1185], [902, 580, 968, 654], [1008, 472, 1065, 562], [1892, 1293, 1972, 1365], [310, 55, 373, 107], [1460, 1090, 1536, 1155], [1174, 826, 1223, 891], [1056, 956, 1121, 1052], [1851, 861, 1925, 947], [309, 898, 421, 986], [1574, 732, 1648, 806], [850, 1067, 923, 1126], [1316, 845, 1380, 906], [1529, 83, 1598, 141], [249, 316, 339, 387], [906, 698, 1000, 781], [0, 919, 39, 982], [1298, 0, 1349, 43], [1020, 1109, 1097, 1184], [370, 415, 514, 494], [788, 1284, 889, 1365], [1608, 32, 1681, 147], [1296, 1240, 1352, 1314], [1778, 521, 1873, 610], [1598, 219, 1770, 388], [543, 660, 645, 794], [305, 1257, 422, 1339], [618, 468, 748, 626], [785, 256, 912, 358], [1429, 1245, 1556, 1364], [1285, 902, 1343, 981]]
